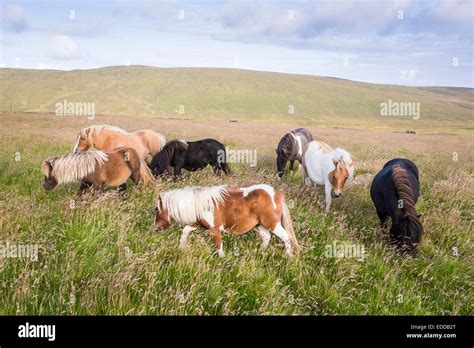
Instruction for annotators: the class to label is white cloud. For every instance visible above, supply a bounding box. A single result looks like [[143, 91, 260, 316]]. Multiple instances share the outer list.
[[2, 4, 28, 32], [431, 0, 473, 22], [49, 35, 80, 59]]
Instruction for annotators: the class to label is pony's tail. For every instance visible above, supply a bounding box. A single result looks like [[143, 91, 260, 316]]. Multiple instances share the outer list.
[[281, 198, 300, 253], [139, 158, 158, 186], [391, 165, 423, 253]]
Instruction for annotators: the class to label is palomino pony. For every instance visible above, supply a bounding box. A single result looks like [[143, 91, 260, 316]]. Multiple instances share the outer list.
[[152, 184, 300, 257], [72, 125, 164, 185], [302, 140, 355, 212], [370, 158, 423, 254], [276, 128, 314, 178], [149, 139, 230, 178], [42, 147, 154, 195]]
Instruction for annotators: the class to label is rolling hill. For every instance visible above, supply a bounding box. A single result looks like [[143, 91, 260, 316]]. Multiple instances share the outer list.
[[1, 66, 472, 134]]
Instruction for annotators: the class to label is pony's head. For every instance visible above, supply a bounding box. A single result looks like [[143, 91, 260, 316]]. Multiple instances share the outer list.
[[330, 158, 350, 198], [42, 160, 58, 190], [150, 140, 188, 177], [73, 127, 93, 153], [153, 197, 172, 232], [276, 133, 297, 178], [391, 214, 423, 254]]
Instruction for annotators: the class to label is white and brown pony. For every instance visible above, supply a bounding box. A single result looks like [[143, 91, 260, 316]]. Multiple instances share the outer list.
[[42, 147, 155, 195], [152, 184, 300, 257], [302, 140, 355, 212], [73, 125, 166, 160]]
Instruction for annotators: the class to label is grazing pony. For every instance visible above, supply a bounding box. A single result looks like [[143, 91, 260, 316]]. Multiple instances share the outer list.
[[72, 125, 166, 160], [42, 147, 154, 195], [370, 158, 423, 254], [72, 125, 163, 184], [152, 184, 300, 257], [149, 139, 230, 178], [276, 128, 314, 178], [302, 140, 355, 212]]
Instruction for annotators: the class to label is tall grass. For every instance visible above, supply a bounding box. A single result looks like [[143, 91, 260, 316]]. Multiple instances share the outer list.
[[0, 113, 472, 315]]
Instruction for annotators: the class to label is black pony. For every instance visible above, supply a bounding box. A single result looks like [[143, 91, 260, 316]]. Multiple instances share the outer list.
[[370, 158, 423, 254], [149, 139, 230, 178], [276, 128, 313, 178]]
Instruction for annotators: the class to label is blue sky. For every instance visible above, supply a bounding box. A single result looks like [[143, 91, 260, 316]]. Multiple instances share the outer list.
[[1, 0, 473, 87]]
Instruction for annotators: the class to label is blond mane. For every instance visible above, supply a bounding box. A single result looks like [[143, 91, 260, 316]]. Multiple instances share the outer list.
[[158, 185, 229, 224], [80, 125, 127, 143], [43, 151, 109, 184]]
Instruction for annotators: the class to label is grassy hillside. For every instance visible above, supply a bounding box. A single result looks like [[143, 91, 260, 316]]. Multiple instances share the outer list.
[[1, 66, 472, 135]]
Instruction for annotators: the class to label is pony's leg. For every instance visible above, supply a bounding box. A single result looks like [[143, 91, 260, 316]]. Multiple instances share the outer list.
[[77, 182, 91, 195], [377, 212, 389, 234], [173, 165, 183, 181], [324, 183, 332, 212], [302, 164, 311, 186], [289, 160, 295, 175], [209, 227, 224, 257], [256, 226, 271, 249], [180, 224, 198, 250], [271, 222, 292, 256], [118, 183, 127, 199], [221, 162, 230, 175], [212, 164, 221, 177]]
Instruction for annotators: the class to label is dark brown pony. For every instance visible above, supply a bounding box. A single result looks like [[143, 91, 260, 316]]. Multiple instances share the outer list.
[[370, 158, 423, 254], [42, 147, 155, 195], [276, 128, 314, 178]]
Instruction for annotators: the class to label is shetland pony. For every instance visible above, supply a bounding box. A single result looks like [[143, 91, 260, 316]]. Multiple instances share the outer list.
[[276, 128, 314, 178], [370, 158, 423, 254], [72, 125, 166, 160], [149, 139, 230, 178], [42, 147, 154, 195], [72, 125, 163, 185], [302, 140, 355, 212], [152, 184, 300, 257]]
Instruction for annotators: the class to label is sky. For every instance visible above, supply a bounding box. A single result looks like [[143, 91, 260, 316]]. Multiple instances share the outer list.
[[1, 0, 473, 87]]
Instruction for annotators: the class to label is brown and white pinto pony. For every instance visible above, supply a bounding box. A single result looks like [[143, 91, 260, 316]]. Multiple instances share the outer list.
[[302, 140, 355, 212], [153, 184, 300, 257], [72, 125, 164, 185], [42, 147, 154, 195]]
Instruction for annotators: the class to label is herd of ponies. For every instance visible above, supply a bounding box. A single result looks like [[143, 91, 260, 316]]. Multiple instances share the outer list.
[[42, 125, 423, 257]]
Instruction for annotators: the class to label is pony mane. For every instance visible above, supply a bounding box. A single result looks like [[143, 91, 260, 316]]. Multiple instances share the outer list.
[[158, 185, 229, 224], [80, 125, 127, 143], [333, 148, 355, 179], [150, 140, 189, 174], [391, 165, 423, 246], [43, 151, 109, 184], [277, 132, 297, 157]]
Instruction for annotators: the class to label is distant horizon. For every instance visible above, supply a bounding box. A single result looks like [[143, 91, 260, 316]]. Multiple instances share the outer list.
[[1, 1, 473, 88], [2, 64, 473, 90]]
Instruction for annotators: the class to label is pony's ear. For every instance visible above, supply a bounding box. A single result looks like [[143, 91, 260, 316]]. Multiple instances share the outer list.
[[275, 149, 278, 155], [42, 160, 52, 176], [85, 128, 90, 135], [332, 159, 338, 167]]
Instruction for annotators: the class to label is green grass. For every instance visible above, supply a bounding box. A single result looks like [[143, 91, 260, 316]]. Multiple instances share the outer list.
[[1, 66, 473, 135], [0, 114, 472, 315]]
